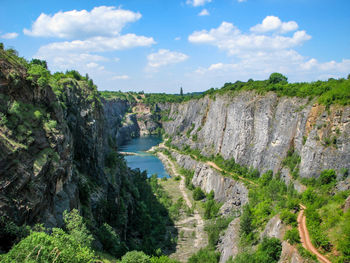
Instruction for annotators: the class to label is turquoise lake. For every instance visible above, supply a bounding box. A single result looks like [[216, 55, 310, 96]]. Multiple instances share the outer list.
[[119, 136, 169, 178]]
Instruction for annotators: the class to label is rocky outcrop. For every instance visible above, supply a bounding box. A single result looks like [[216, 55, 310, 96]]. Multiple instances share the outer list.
[[217, 218, 240, 263], [103, 99, 140, 146], [163, 92, 350, 179], [262, 215, 305, 263], [170, 151, 248, 215]]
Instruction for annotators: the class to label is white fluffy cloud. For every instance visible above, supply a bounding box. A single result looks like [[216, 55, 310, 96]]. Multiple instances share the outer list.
[[35, 51, 108, 71], [23, 6, 141, 39], [1, 32, 19, 39], [250, 16, 298, 34], [147, 49, 188, 68], [186, 0, 212, 7], [189, 16, 350, 83], [198, 9, 210, 16], [37, 34, 155, 54], [188, 20, 310, 55], [195, 51, 350, 81]]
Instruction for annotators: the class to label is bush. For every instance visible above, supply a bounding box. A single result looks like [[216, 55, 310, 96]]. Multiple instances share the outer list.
[[193, 187, 205, 201], [284, 228, 300, 244], [98, 223, 125, 258], [319, 169, 337, 185], [150, 256, 181, 263], [280, 210, 297, 226], [205, 217, 233, 248], [63, 209, 93, 247], [187, 247, 220, 263], [240, 205, 253, 236], [121, 251, 151, 263], [204, 199, 221, 219], [0, 230, 96, 263], [256, 237, 282, 262]]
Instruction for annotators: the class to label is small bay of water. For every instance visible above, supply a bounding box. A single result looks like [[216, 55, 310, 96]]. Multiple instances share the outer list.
[[119, 136, 169, 178]]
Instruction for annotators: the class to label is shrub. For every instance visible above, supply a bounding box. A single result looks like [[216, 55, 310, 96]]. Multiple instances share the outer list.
[[193, 187, 205, 201], [0, 230, 96, 263], [63, 209, 93, 247], [121, 251, 151, 263], [256, 237, 282, 262], [150, 256, 181, 263], [240, 205, 253, 236], [98, 223, 125, 258], [319, 169, 337, 185], [205, 217, 233, 248], [187, 247, 220, 263], [284, 228, 300, 244], [204, 199, 221, 219], [280, 210, 297, 226]]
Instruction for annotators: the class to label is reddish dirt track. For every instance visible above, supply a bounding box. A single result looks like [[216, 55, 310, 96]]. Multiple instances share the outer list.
[[297, 205, 331, 263]]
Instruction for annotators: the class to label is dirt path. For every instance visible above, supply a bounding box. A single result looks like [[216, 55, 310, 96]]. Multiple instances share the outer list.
[[158, 152, 207, 249], [206, 161, 257, 186], [158, 142, 257, 186], [297, 205, 331, 263]]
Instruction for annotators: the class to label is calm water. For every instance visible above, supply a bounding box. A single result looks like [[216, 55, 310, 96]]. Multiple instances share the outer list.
[[119, 136, 169, 178]]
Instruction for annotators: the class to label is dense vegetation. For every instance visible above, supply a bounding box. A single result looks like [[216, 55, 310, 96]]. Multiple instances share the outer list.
[[164, 139, 350, 262], [204, 72, 350, 107], [101, 71, 350, 108]]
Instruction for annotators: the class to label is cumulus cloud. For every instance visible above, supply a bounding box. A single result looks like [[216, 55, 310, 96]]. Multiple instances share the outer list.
[[195, 51, 350, 81], [188, 20, 310, 55], [250, 16, 298, 34], [147, 49, 188, 68], [37, 34, 155, 53], [189, 16, 350, 83], [1, 32, 19, 39], [186, 0, 212, 7], [111, 75, 130, 80], [198, 9, 210, 16], [34, 51, 108, 71], [23, 6, 141, 39]]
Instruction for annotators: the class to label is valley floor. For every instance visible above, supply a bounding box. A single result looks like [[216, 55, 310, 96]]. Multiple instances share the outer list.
[[157, 152, 208, 262]]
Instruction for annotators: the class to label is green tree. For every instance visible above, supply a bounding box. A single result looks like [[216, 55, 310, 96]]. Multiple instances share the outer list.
[[240, 205, 253, 235], [180, 87, 183, 96], [193, 187, 205, 201], [63, 209, 93, 247], [268, 73, 288, 84], [30, 58, 48, 69]]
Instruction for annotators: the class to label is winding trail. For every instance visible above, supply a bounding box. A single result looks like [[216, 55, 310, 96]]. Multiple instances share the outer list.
[[297, 204, 331, 263], [157, 152, 206, 249], [157, 142, 331, 262]]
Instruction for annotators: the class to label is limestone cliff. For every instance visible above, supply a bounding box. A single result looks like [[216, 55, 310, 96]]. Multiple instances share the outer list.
[[163, 92, 350, 180]]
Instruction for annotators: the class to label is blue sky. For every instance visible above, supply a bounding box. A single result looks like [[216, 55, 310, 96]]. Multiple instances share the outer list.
[[1, 0, 350, 93]]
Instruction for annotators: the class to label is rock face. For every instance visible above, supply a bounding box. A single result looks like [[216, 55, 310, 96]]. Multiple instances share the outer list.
[[217, 218, 240, 263], [261, 215, 305, 263], [163, 92, 350, 179], [170, 151, 248, 215], [0, 59, 165, 251]]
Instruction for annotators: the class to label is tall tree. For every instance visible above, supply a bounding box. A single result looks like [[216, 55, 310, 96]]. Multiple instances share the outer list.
[[180, 87, 183, 96]]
